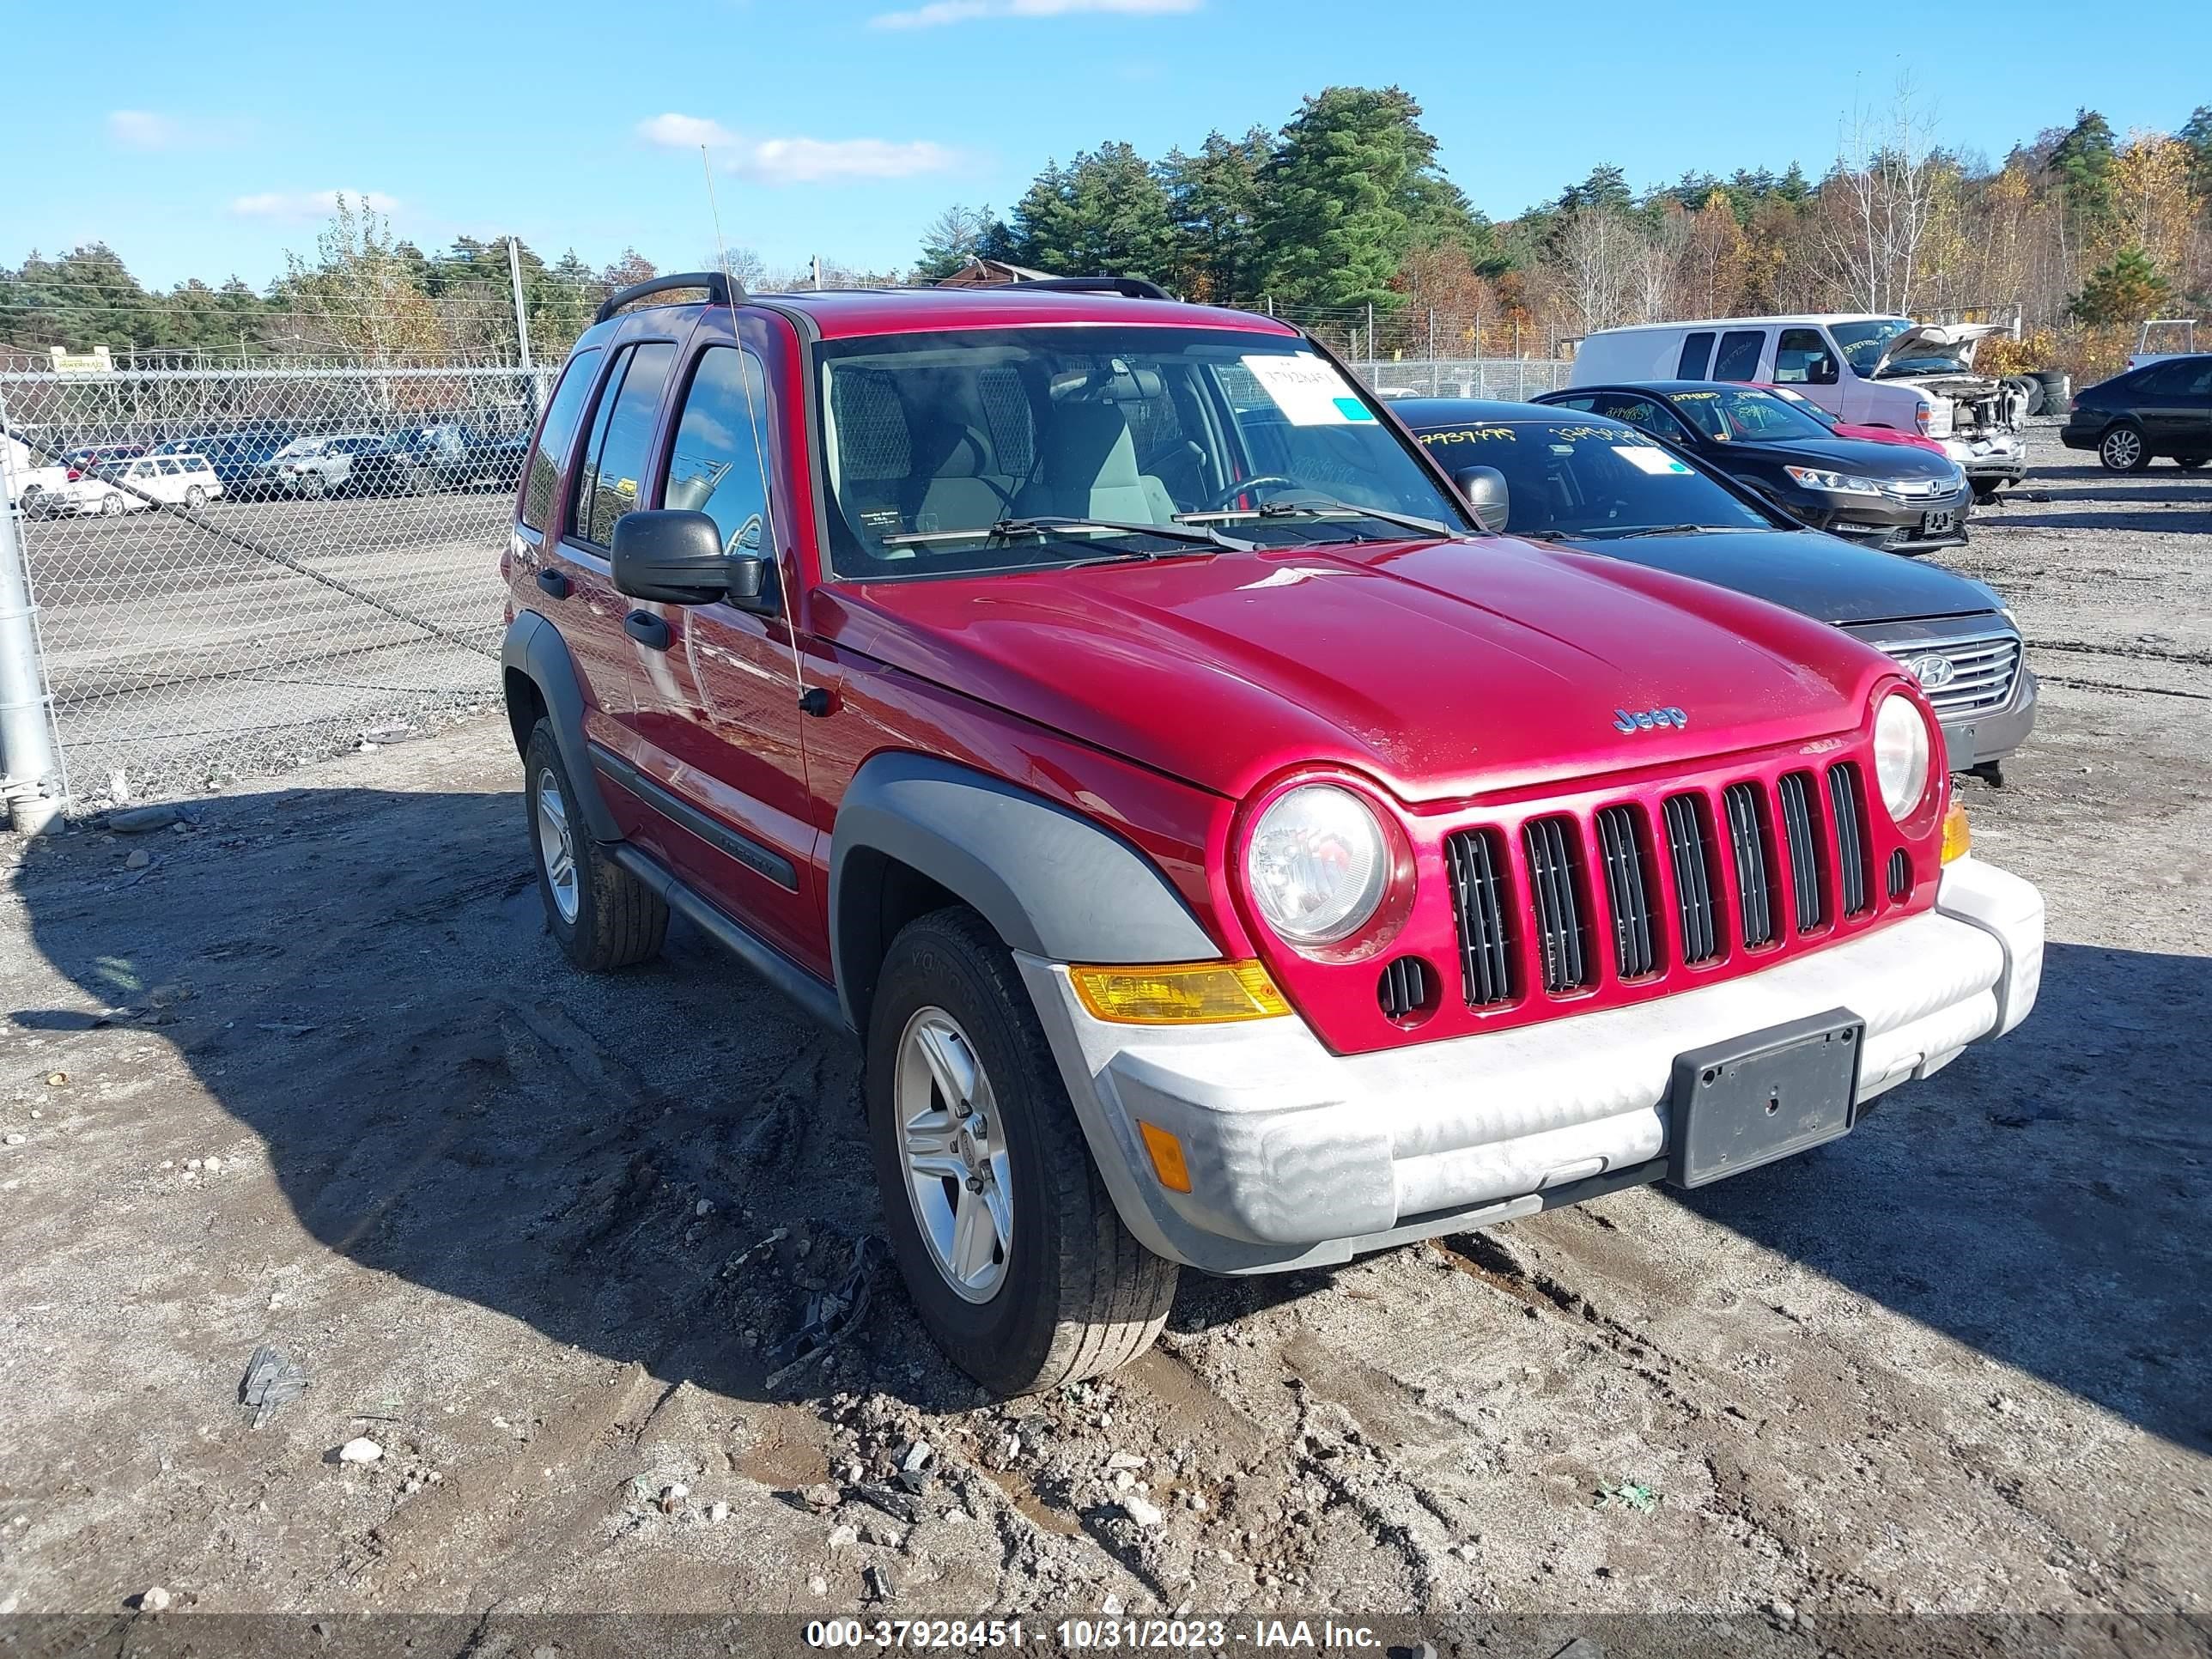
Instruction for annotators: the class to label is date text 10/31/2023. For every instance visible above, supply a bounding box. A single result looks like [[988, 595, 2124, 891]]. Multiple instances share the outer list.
[[804, 1619, 1390, 1650]]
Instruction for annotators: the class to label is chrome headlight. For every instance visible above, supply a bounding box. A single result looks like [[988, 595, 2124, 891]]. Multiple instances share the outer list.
[[1246, 784, 1388, 945], [1873, 691, 1933, 819], [1785, 465, 1883, 495]]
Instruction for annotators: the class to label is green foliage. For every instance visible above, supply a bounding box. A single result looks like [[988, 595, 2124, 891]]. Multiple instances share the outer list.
[[2068, 243, 2168, 324], [914, 204, 1000, 283], [1001, 143, 1181, 282], [2181, 105, 2212, 196], [1161, 128, 1272, 303], [2049, 108, 2120, 232], [1255, 86, 1466, 309]]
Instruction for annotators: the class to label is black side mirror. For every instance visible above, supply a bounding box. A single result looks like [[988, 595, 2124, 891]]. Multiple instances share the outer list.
[[1453, 465, 1510, 534], [611, 508, 769, 608]]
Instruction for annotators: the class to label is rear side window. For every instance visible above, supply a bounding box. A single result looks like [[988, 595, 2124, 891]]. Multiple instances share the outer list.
[[1675, 331, 1716, 379], [520, 346, 604, 532], [573, 342, 675, 548], [1712, 330, 1765, 382], [662, 346, 775, 556]]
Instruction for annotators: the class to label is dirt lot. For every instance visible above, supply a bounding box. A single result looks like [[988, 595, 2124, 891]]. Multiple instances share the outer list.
[[1, 433, 2206, 1655]]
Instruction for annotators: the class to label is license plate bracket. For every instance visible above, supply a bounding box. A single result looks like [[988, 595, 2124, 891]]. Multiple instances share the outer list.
[[1665, 1010, 1864, 1188], [1922, 509, 1957, 537]]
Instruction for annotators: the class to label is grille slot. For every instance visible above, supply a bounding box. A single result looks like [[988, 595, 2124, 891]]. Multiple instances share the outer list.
[[1723, 783, 1777, 948], [1595, 805, 1659, 978], [1870, 629, 2022, 718], [1443, 829, 1515, 1007], [1378, 957, 1431, 1022], [1522, 816, 1591, 994], [1887, 847, 1912, 900], [1828, 763, 1871, 915], [1777, 771, 1826, 933], [1662, 793, 1723, 964]]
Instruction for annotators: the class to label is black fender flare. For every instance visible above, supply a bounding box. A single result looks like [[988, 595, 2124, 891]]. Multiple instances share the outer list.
[[501, 611, 623, 844], [829, 751, 1220, 1030]]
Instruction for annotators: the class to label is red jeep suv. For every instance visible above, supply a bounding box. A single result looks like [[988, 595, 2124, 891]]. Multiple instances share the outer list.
[[500, 273, 2044, 1395]]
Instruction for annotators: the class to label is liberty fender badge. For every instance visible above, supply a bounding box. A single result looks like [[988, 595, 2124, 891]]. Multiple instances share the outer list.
[[1614, 706, 1689, 733]]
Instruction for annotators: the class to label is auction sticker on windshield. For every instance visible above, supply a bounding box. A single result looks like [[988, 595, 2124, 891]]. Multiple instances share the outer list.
[[1241, 353, 1376, 425], [1615, 445, 1694, 476]]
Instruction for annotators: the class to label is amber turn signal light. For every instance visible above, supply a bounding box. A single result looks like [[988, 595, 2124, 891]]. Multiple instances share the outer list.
[[1067, 960, 1291, 1024], [1942, 801, 1972, 865], [1137, 1121, 1194, 1193]]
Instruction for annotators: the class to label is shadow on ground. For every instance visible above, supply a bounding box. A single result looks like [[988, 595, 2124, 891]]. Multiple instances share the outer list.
[[11, 783, 2209, 1449]]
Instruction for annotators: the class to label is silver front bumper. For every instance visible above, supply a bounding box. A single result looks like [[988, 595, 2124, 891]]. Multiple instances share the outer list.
[[1022, 858, 2044, 1275]]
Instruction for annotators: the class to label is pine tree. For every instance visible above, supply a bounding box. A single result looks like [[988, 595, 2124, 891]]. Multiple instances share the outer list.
[[2068, 243, 2167, 323]]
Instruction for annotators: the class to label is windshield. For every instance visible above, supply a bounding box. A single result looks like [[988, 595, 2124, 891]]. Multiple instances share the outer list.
[[1667, 386, 1834, 443], [1827, 319, 1966, 377], [1765, 388, 1842, 432], [1413, 417, 1768, 538], [814, 325, 1469, 580]]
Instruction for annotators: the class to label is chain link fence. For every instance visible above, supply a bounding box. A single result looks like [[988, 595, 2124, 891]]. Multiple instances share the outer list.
[[0, 338, 1570, 817], [1, 363, 551, 809]]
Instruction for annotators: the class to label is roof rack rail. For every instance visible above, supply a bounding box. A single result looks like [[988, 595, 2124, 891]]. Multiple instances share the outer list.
[[593, 271, 737, 325], [1010, 276, 1172, 301]]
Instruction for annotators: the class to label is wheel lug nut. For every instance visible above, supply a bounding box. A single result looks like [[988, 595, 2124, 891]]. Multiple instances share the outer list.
[[966, 1176, 985, 1193]]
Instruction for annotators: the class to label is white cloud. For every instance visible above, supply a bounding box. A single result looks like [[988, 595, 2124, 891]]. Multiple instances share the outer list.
[[639, 114, 957, 185], [637, 112, 738, 150], [107, 109, 249, 150], [229, 189, 401, 222], [871, 0, 1199, 28]]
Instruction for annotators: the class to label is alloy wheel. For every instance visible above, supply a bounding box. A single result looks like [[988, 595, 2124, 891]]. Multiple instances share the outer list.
[[894, 1006, 1012, 1304], [2102, 428, 2142, 470], [534, 769, 579, 923]]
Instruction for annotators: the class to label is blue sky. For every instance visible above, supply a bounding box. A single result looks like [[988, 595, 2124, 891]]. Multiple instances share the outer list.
[[10, 0, 2209, 289]]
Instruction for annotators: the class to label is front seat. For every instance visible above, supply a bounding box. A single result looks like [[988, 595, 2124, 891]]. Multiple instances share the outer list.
[[1032, 403, 1175, 525]]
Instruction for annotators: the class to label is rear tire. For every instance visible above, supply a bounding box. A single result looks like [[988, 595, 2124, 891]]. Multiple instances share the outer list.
[[522, 720, 667, 972], [2099, 422, 2151, 472], [100, 493, 125, 517], [866, 908, 1177, 1395], [184, 484, 207, 509]]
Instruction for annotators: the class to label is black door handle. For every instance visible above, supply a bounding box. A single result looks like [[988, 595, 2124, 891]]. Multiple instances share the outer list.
[[623, 610, 671, 650], [536, 568, 570, 599]]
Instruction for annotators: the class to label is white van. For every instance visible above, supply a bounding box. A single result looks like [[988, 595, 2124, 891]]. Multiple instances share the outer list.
[[1570, 315, 2027, 501]]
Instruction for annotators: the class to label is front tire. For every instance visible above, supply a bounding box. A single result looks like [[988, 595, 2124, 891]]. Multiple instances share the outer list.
[[521, 720, 667, 971], [2100, 422, 2151, 472], [866, 908, 1176, 1395], [100, 493, 125, 517]]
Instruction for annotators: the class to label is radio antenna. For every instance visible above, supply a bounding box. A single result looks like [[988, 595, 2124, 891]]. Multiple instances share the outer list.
[[703, 144, 826, 717]]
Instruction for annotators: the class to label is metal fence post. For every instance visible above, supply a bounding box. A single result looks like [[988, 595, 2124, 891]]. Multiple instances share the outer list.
[[0, 424, 64, 833], [507, 237, 534, 373]]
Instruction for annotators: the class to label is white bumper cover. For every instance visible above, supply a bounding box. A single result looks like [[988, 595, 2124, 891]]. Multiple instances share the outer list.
[[1021, 857, 2044, 1274]]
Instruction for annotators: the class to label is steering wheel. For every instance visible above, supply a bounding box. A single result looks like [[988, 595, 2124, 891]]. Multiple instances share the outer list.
[[1193, 474, 1297, 513]]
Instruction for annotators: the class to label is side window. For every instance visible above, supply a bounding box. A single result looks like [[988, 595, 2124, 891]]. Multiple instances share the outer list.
[[1675, 331, 1716, 380], [1774, 327, 1838, 386], [520, 345, 604, 533], [1591, 396, 1691, 442], [157, 459, 181, 476], [1546, 395, 1599, 412], [574, 342, 674, 548], [662, 346, 774, 557], [1712, 329, 1766, 382]]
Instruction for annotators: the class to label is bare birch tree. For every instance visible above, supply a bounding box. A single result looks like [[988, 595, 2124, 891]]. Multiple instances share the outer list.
[[1818, 75, 1943, 313]]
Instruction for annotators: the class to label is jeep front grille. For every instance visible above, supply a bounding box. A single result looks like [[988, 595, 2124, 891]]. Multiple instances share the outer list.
[[1442, 828, 1514, 1006], [1522, 816, 1591, 994], [1445, 763, 1885, 1011], [1594, 805, 1659, 979], [1868, 629, 2022, 719]]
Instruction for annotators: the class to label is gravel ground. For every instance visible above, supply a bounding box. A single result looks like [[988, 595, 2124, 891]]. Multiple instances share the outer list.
[[0, 431, 2205, 1656]]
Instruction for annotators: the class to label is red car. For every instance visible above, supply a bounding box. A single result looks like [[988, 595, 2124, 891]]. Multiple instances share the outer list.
[[501, 274, 2045, 1394], [1763, 384, 1952, 456]]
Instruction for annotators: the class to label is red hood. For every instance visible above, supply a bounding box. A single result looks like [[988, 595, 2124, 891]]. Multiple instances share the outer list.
[[817, 538, 1900, 805]]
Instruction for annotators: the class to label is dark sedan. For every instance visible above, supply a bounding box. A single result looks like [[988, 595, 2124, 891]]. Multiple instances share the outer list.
[[1534, 380, 1972, 554], [1395, 398, 2035, 776], [2059, 355, 2212, 471]]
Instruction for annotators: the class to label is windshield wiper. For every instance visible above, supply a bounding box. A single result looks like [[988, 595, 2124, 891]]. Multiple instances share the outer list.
[[878, 514, 1250, 551], [1178, 497, 1458, 539], [1603, 524, 1763, 539]]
